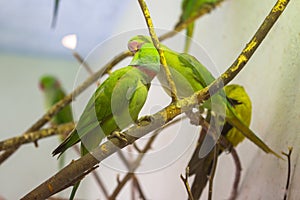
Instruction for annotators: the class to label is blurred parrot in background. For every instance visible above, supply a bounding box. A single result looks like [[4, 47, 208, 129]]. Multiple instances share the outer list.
[[175, 0, 224, 52], [128, 35, 279, 158], [39, 75, 74, 168], [52, 43, 161, 200], [187, 84, 251, 199], [51, 0, 60, 28]]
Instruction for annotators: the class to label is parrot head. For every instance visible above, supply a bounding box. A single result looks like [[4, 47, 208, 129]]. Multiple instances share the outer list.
[[128, 35, 152, 53], [39, 75, 61, 92], [129, 42, 161, 80]]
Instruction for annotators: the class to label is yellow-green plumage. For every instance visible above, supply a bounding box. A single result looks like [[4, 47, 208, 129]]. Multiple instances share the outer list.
[[176, 0, 221, 52], [39, 75, 73, 168], [52, 66, 157, 157], [224, 85, 251, 146], [128, 35, 279, 158], [39, 75, 73, 126], [52, 43, 160, 200], [188, 84, 251, 199]]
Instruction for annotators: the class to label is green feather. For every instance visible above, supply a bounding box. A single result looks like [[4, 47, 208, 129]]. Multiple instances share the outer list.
[[128, 35, 280, 158], [187, 84, 252, 199], [52, 49, 160, 199], [52, 66, 157, 156], [176, 0, 221, 52], [51, 0, 60, 28], [39, 75, 74, 168]]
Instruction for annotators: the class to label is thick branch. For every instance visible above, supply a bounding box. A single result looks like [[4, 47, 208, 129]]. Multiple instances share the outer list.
[[0, 50, 133, 164], [21, 0, 290, 198], [197, 0, 290, 101], [0, 123, 74, 151], [0, 0, 225, 163]]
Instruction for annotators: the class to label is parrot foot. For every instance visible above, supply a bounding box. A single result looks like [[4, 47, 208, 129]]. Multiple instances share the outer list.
[[136, 115, 154, 126], [108, 131, 128, 143]]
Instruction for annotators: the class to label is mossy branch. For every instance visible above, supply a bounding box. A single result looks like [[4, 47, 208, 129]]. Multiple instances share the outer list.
[[21, 0, 290, 198], [0, 50, 133, 164], [0, 0, 228, 164], [0, 123, 74, 151], [138, 0, 178, 101]]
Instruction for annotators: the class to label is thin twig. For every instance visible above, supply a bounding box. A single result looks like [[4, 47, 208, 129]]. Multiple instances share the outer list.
[[0, 123, 74, 151], [117, 150, 131, 170], [217, 135, 241, 200], [72, 52, 100, 86], [109, 118, 182, 199], [229, 147, 242, 200], [180, 167, 194, 200], [282, 147, 293, 200], [21, 1, 290, 198], [91, 169, 110, 199], [132, 175, 147, 200], [73, 52, 94, 76], [137, 0, 178, 101], [0, 50, 132, 164], [108, 137, 157, 200], [131, 177, 135, 200], [0, 0, 228, 163], [109, 173, 134, 200], [116, 148, 145, 199], [208, 143, 219, 200]]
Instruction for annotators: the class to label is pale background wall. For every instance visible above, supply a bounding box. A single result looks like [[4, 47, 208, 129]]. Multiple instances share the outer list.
[[0, 0, 299, 199]]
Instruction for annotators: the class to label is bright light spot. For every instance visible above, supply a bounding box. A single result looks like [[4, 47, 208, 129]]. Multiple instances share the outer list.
[[61, 34, 77, 50]]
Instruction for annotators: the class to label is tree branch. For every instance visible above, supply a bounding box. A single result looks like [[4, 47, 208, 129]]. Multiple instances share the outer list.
[[228, 147, 242, 200], [0, 123, 74, 151], [0, 0, 227, 164], [180, 167, 194, 200], [138, 0, 178, 101], [72, 51, 100, 86], [0, 50, 133, 164], [109, 118, 182, 199], [132, 175, 147, 200], [21, 0, 290, 198], [22, 0, 289, 199], [208, 144, 219, 200], [282, 147, 293, 200]]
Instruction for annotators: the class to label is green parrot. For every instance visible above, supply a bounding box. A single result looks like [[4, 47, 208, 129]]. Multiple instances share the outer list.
[[128, 35, 280, 158], [176, 0, 221, 52], [39, 75, 74, 168], [51, 0, 60, 28], [52, 43, 160, 199], [187, 84, 251, 199]]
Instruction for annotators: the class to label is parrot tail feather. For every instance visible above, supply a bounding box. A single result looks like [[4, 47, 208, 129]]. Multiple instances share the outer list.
[[52, 129, 79, 157]]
